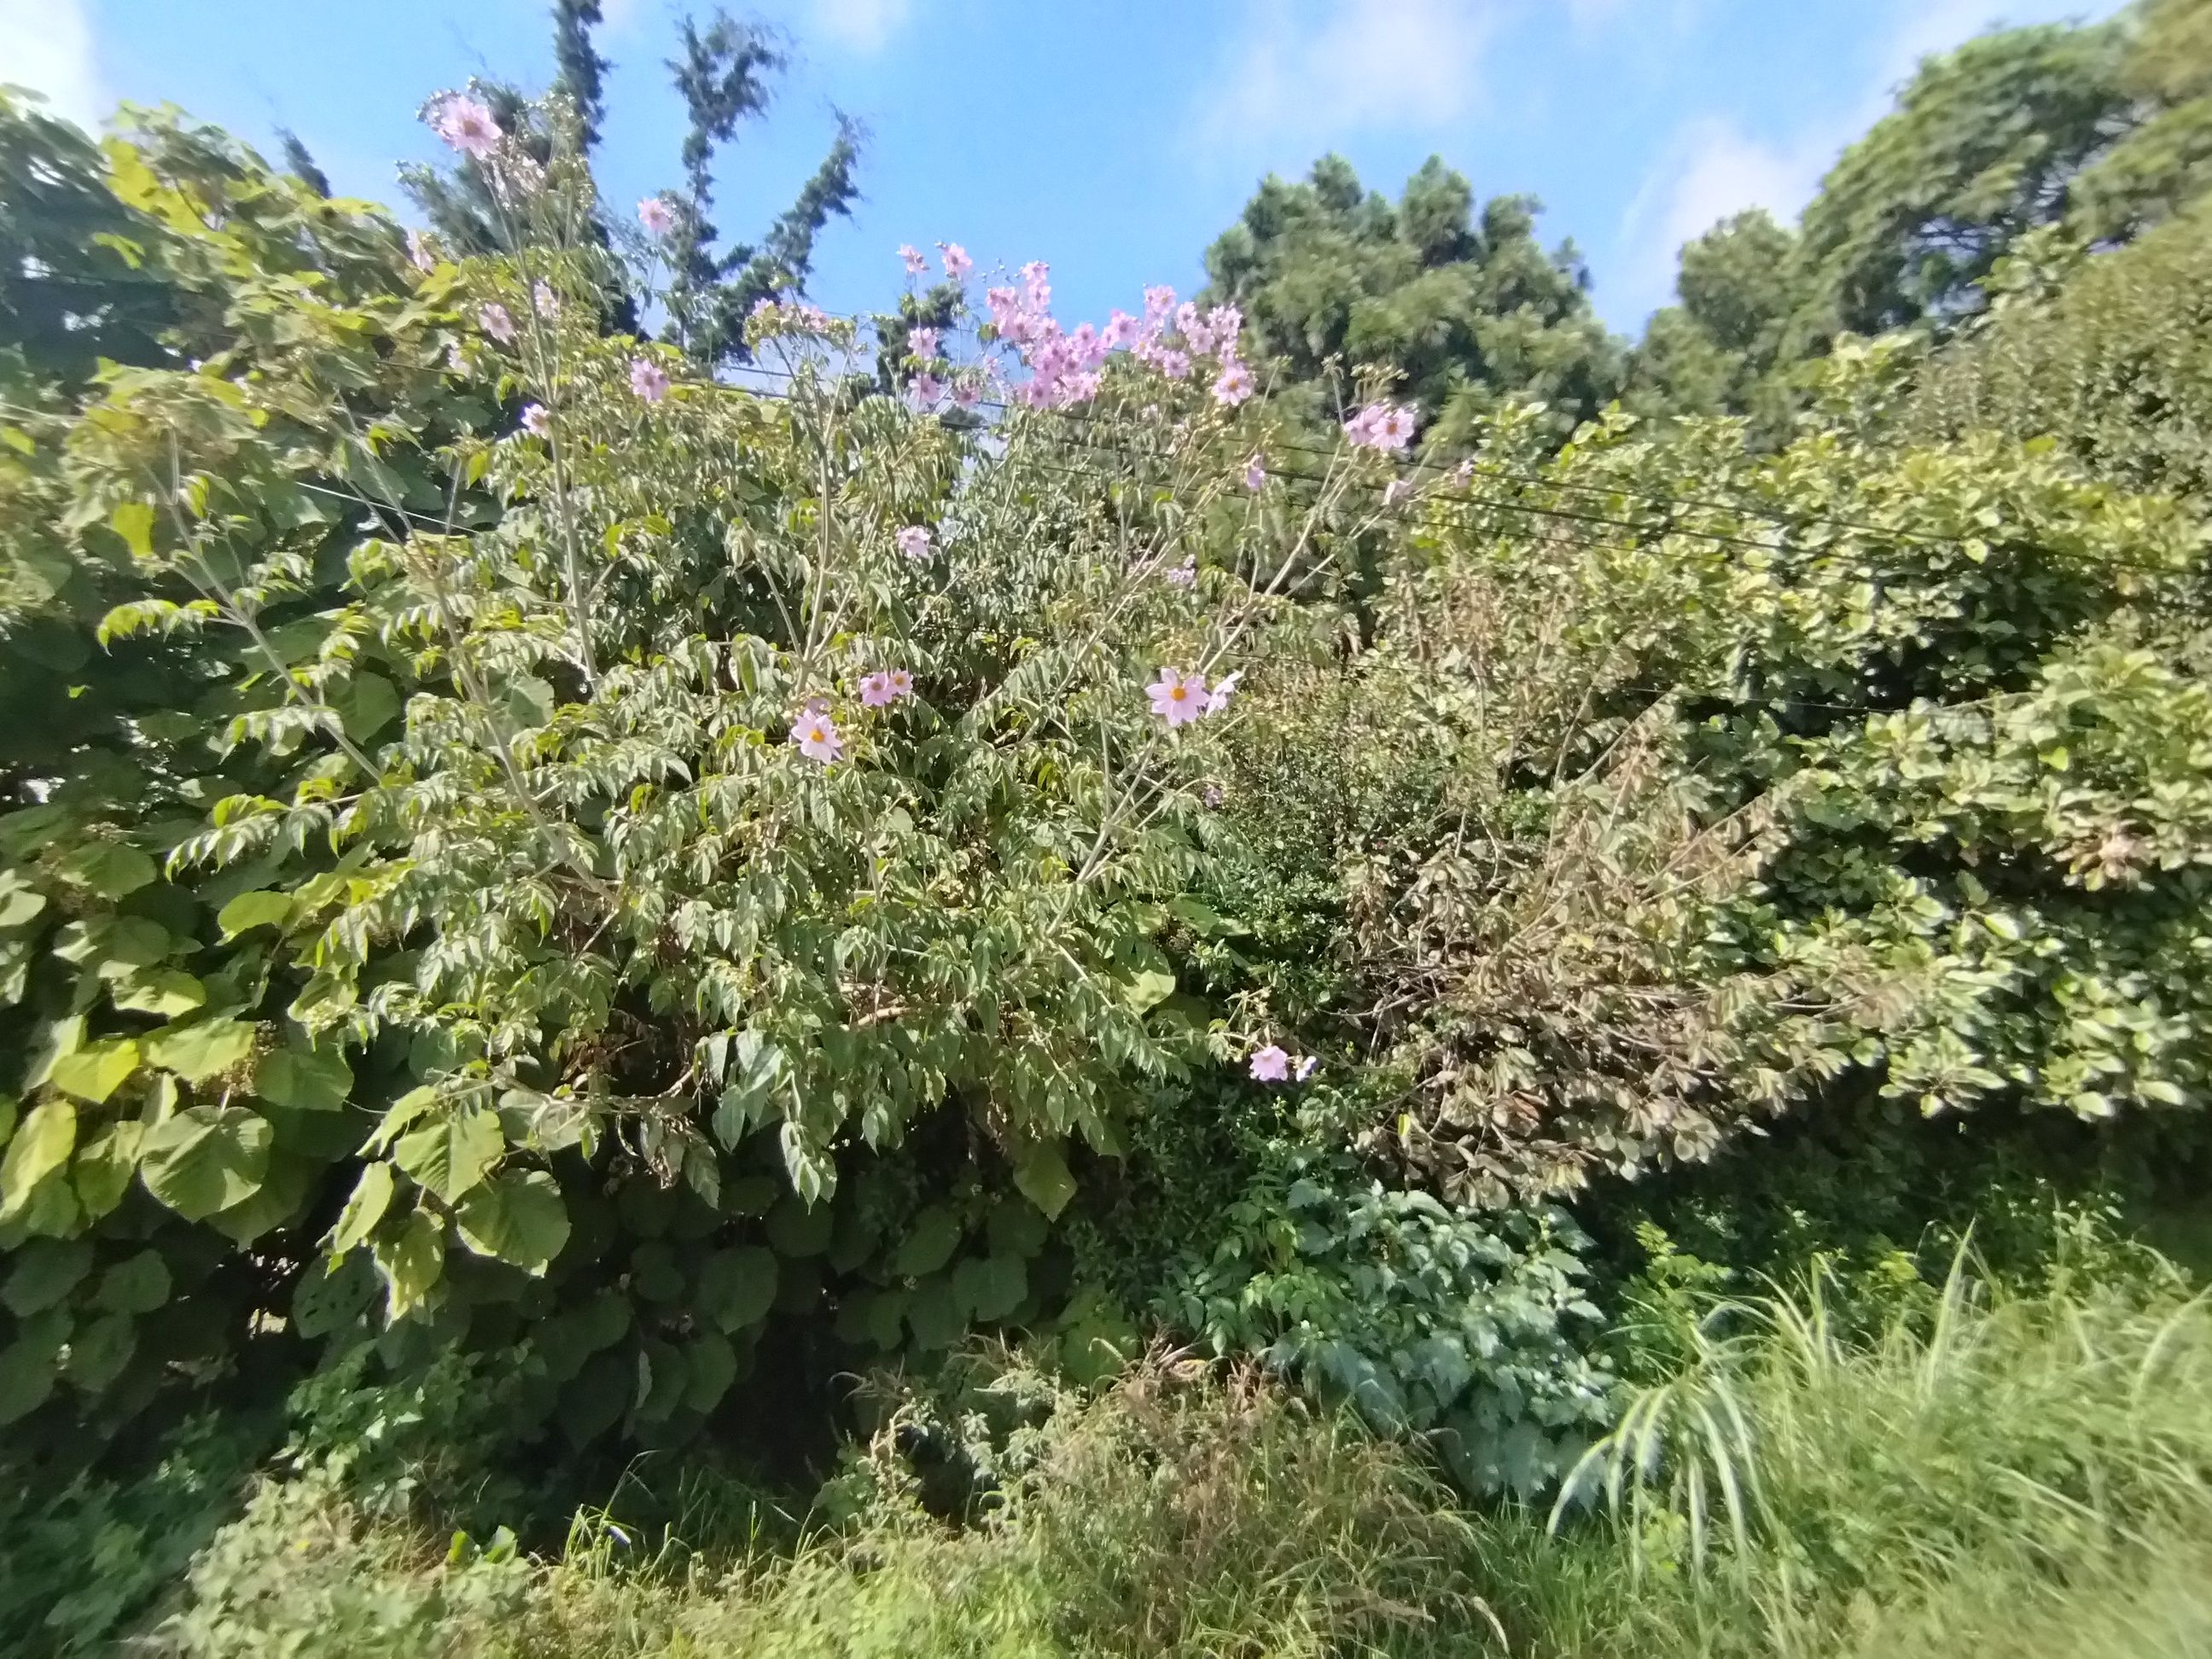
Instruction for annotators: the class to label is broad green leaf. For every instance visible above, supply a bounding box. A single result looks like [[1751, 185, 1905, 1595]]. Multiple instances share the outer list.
[[111, 969, 205, 1019], [57, 840, 156, 899], [1122, 968, 1177, 1013], [49, 1038, 139, 1104], [696, 1246, 777, 1333], [336, 672, 400, 742], [0, 1100, 76, 1223], [0, 1332, 58, 1425], [138, 1104, 271, 1220], [905, 1276, 962, 1349], [95, 1251, 171, 1315], [329, 1162, 395, 1256], [109, 500, 156, 557], [73, 1121, 144, 1220], [394, 1107, 503, 1203], [891, 1206, 963, 1278], [207, 1150, 317, 1245], [256, 1041, 352, 1113], [373, 1207, 445, 1320], [146, 1017, 257, 1083], [1013, 1144, 1077, 1220], [2, 1237, 92, 1317], [952, 1253, 1027, 1323], [0, 871, 45, 929], [764, 1192, 834, 1258], [64, 1312, 135, 1394], [454, 1169, 570, 1272], [681, 1331, 738, 1415], [217, 890, 293, 938], [292, 1251, 377, 1339]]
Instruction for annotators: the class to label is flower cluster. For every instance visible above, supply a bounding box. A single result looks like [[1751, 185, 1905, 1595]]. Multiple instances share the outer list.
[[859, 668, 915, 707], [1248, 1045, 1319, 1084], [1346, 402, 1417, 453], [1145, 667, 1239, 727]]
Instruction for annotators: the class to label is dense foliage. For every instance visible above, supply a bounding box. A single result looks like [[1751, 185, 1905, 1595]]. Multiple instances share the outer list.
[[8, 0, 2212, 1650]]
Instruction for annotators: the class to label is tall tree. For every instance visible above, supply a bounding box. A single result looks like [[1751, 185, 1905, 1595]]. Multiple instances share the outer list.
[[1203, 154, 1624, 442], [1628, 210, 1798, 422], [551, 0, 613, 153]]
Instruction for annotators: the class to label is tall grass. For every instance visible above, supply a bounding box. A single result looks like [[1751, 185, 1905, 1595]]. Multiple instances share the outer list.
[[143, 1263, 2212, 1658]]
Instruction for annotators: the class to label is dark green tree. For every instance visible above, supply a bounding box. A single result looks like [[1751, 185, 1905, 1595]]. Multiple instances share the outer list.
[[1793, 22, 2134, 343], [661, 13, 862, 367], [1202, 154, 1624, 442], [1628, 210, 1798, 422], [551, 0, 613, 152], [277, 129, 331, 199]]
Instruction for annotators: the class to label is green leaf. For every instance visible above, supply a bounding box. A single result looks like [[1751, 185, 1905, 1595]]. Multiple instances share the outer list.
[[293, 1251, 378, 1339], [374, 1207, 445, 1321], [394, 1107, 503, 1203], [138, 1104, 271, 1220], [1123, 968, 1177, 1013], [764, 1192, 834, 1257], [891, 1206, 963, 1278], [696, 1246, 777, 1334], [0, 1100, 76, 1223], [217, 890, 293, 938], [952, 1254, 1027, 1323], [146, 1017, 257, 1084], [65, 1312, 136, 1394], [256, 1041, 352, 1113], [48, 1039, 138, 1105], [109, 501, 156, 557], [73, 1121, 144, 1220], [0, 871, 46, 929], [0, 1332, 58, 1425], [336, 672, 401, 742], [682, 1331, 739, 1415], [95, 1250, 171, 1316], [329, 1162, 395, 1257], [57, 840, 156, 899], [1014, 1144, 1077, 1221], [905, 1276, 963, 1350], [2, 1237, 92, 1317], [207, 1150, 315, 1245], [454, 1169, 570, 1273], [112, 969, 206, 1019]]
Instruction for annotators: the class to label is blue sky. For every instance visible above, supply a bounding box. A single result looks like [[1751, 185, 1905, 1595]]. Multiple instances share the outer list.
[[4, 0, 2121, 333]]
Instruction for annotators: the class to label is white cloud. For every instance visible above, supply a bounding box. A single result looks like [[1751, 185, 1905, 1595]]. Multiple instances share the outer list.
[[811, 0, 914, 53], [0, 0, 106, 131], [1609, 0, 2113, 322], [1201, 0, 1505, 159]]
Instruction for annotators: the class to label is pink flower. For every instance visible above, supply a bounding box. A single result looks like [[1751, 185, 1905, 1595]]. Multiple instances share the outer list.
[[432, 96, 501, 159], [860, 668, 915, 707], [899, 242, 927, 275], [1166, 556, 1196, 589], [1102, 310, 1138, 351], [1021, 260, 1051, 309], [941, 242, 973, 280], [908, 325, 940, 360], [637, 195, 676, 236], [1213, 361, 1254, 405], [521, 404, 552, 438], [1451, 458, 1475, 487], [1346, 401, 1415, 453], [1177, 301, 1214, 357], [911, 372, 945, 407], [1249, 1045, 1290, 1082], [1147, 667, 1210, 727], [1155, 349, 1190, 380], [895, 525, 933, 561], [1208, 304, 1243, 353], [952, 377, 982, 409], [629, 358, 670, 403], [533, 280, 560, 318], [1295, 1055, 1318, 1081], [792, 711, 843, 764], [1069, 321, 1105, 370], [479, 301, 515, 345], [1206, 671, 1241, 713], [1143, 284, 1176, 321], [985, 285, 1021, 328], [1244, 454, 1266, 491]]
